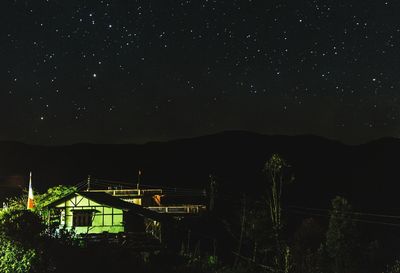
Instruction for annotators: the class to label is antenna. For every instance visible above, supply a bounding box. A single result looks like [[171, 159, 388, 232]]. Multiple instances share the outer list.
[[136, 170, 141, 190], [87, 175, 91, 191]]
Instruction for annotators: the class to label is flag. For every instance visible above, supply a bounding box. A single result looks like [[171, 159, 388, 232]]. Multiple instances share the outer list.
[[27, 172, 35, 209]]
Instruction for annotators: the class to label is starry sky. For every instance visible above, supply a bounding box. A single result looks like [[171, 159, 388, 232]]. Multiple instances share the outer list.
[[1, 0, 400, 145]]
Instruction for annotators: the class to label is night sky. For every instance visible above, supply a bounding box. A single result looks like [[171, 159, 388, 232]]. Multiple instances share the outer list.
[[1, 0, 400, 145]]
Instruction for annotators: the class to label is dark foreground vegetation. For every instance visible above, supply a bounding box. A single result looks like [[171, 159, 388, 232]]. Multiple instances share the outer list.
[[2, 154, 400, 273]]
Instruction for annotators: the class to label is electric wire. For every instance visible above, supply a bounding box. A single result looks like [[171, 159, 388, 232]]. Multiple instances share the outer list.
[[288, 205, 400, 220], [73, 178, 206, 196], [286, 209, 400, 228], [73, 178, 400, 228]]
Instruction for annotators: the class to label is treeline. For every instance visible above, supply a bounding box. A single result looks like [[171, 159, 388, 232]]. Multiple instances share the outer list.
[[176, 154, 400, 273], [1, 154, 400, 272]]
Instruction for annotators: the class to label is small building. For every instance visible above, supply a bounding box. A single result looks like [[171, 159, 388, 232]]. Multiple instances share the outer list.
[[45, 191, 167, 241], [44, 182, 207, 250]]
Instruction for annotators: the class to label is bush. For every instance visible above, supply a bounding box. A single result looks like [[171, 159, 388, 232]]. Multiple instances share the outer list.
[[0, 209, 45, 273], [0, 237, 39, 273]]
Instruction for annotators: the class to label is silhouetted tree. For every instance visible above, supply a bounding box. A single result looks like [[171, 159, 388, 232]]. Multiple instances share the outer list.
[[292, 218, 324, 273], [325, 196, 359, 273], [385, 259, 400, 273], [0, 209, 45, 273], [264, 154, 294, 273]]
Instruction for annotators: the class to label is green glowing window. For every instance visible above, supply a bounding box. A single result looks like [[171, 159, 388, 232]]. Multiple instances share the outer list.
[[72, 210, 93, 227]]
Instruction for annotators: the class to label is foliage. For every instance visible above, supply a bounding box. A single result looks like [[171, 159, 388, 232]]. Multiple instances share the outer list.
[[4, 185, 76, 213], [0, 237, 39, 273], [264, 154, 294, 233], [0, 209, 45, 245], [34, 185, 76, 223], [325, 196, 359, 273], [0, 186, 76, 273], [244, 204, 272, 263], [292, 218, 325, 273], [4, 192, 28, 211], [228, 154, 295, 272], [385, 260, 400, 273], [0, 209, 45, 273], [34, 185, 76, 211], [264, 154, 294, 272]]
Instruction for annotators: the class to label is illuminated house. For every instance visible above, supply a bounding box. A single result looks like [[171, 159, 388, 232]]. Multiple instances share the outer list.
[[45, 184, 206, 245], [45, 191, 167, 240]]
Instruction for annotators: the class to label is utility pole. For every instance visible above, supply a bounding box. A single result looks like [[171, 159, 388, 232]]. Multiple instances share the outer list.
[[209, 174, 217, 211], [234, 193, 246, 267]]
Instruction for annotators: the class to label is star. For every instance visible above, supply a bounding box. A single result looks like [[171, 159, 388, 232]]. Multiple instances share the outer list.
[[0, 0, 398, 145]]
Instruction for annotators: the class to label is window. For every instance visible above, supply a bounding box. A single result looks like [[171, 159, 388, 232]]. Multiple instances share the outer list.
[[73, 210, 93, 227]]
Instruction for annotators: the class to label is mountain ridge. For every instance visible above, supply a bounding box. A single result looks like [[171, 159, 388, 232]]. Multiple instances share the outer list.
[[0, 131, 399, 210]]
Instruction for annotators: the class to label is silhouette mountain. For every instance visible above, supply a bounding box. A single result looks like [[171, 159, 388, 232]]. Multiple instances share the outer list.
[[0, 131, 399, 211]]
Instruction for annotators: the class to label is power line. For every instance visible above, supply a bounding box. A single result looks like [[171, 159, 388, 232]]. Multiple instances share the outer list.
[[74, 178, 206, 196], [94, 178, 201, 190], [288, 205, 400, 220], [287, 209, 400, 228], [93, 178, 205, 192]]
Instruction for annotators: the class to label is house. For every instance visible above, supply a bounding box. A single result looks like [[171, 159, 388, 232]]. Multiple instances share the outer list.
[[44, 181, 207, 250], [45, 191, 168, 242]]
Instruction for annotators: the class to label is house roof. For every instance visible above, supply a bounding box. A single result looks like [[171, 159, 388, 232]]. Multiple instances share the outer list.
[[45, 191, 169, 222]]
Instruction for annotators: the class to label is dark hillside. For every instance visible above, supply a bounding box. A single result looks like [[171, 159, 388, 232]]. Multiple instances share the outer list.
[[0, 131, 399, 211]]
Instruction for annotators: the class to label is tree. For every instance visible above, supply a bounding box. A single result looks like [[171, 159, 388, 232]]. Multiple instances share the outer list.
[[4, 185, 76, 212], [34, 185, 76, 211], [264, 154, 294, 238], [4, 192, 28, 211], [292, 218, 324, 273], [325, 196, 359, 273], [0, 209, 45, 244], [245, 204, 271, 264], [0, 185, 78, 273], [0, 238, 38, 273], [264, 154, 294, 273], [0, 209, 45, 273], [385, 260, 400, 273]]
